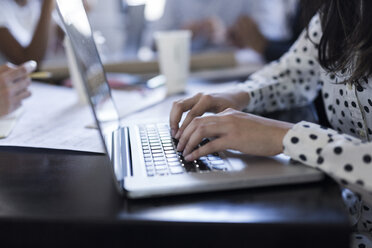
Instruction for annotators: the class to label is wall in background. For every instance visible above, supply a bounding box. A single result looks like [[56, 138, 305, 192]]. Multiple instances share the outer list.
[[88, 0, 126, 61]]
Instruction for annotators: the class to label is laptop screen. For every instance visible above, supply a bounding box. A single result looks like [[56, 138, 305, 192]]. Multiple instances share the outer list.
[[56, 0, 120, 139], [56, 0, 124, 190]]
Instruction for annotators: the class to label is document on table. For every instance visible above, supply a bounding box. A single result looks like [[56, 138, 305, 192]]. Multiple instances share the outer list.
[[0, 83, 106, 153], [0, 107, 24, 139]]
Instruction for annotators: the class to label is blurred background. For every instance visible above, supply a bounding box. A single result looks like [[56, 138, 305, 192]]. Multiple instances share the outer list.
[[0, 0, 304, 83], [45, 0, 300, 64]]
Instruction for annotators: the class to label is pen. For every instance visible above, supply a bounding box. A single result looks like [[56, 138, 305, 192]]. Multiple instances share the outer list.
[[30, 71, 53, 80]]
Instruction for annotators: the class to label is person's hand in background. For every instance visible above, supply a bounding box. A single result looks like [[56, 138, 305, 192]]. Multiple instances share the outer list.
[[0, 61, 36, 117], [182, 17, 227, 46], [169, 91, 250, 139], [228, 15, 268, 54]]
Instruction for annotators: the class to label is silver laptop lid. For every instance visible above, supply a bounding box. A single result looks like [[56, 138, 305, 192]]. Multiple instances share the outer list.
[[56, 0, 125, 192]]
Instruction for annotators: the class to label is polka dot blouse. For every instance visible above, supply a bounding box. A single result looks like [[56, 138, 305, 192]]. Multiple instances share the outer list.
[[239, 14, 372, 247]]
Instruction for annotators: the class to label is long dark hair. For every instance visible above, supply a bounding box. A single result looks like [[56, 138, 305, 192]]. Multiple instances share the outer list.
[[303, 0, 372, 84]]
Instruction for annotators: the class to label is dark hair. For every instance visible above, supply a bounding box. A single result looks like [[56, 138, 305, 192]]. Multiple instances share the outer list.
[[303, 0, 372, 84]]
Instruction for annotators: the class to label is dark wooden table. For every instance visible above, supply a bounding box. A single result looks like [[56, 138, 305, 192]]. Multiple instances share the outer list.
[[0, 98, 351, 247], [0, 149, 350, 246]]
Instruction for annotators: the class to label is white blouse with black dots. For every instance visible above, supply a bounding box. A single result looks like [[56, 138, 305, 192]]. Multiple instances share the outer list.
[[239, 14, 372, 248]]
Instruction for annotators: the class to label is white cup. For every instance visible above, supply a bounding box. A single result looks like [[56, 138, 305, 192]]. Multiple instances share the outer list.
[[154, 30, 191, 95]]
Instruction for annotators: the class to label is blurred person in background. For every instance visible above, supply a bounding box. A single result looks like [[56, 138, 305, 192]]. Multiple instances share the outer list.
[[229, 0, 313, 62], [148, 0, 298, 62], [0, 0, 55, 66]]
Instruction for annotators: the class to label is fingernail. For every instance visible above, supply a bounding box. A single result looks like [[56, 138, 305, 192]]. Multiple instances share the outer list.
[[24, 60, 37, 73], [177, 143, 182, 151], [182, 149, 188, 157], [171, 128, 176, 137], [175, 130, 181, 139], [185, 154, 193, 161]]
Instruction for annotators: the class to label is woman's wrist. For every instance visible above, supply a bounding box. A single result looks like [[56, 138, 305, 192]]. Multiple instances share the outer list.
[[274, 121, 294, 154]]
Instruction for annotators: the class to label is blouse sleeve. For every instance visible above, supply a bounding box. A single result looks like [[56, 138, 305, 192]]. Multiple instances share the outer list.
[[238, 14, 323, 114], [283, 121, 372, 197], [237, 14, 372, 198]]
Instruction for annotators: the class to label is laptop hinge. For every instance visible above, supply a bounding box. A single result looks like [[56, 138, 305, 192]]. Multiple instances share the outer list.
[[113, 127, 133, 178]]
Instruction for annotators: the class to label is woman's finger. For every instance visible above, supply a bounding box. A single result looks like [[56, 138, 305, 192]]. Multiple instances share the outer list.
[[178, 115, 219, 152], [185, 138, 227, 161], [175, 94, 213, 139], [169, 94, 202, 136], [182, 118, 225, 157]]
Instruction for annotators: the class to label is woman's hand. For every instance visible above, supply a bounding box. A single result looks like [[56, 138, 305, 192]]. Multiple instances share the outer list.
[[176, 108, 293, 161], [170, 91, 250, 138], [0, 61, 36, 117]]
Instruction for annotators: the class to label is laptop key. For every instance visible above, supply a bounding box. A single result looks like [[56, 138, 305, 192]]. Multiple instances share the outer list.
[[147, 171, 155, 177], [154, 161, 166, 166], [199, 138, 210, 146], [170, 167, 184, 175], [172, 138, 179, 147], [211, 164, 227, 171], [151, 146, 162, 150], [154, 157, 165, 162], [210, 160, 224, 165], [156, 171, 168, 176], [168, 161, 182, 167], [151, 149, 163, 154], [197, 160, 210, 171], [155, 165, 167, 171], [183, 161, 197, 172], [167, 157, 179, 162], [150, 142, 161, 146], [207, 155, 220, 161], [145, 162, 153, 167], [210, 160, 227, 171], [200, 156, 208, 162]]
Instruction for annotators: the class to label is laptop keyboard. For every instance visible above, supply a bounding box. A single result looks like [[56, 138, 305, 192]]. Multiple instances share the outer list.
[[139, 124, 230, 177]]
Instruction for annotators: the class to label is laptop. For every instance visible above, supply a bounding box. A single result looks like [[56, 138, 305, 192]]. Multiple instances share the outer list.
[[56, 0, 323, 198]]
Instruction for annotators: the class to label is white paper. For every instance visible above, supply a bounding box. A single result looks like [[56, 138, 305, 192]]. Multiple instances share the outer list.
[[0, 107, 24, 139], [0, 83, 105, 153]]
